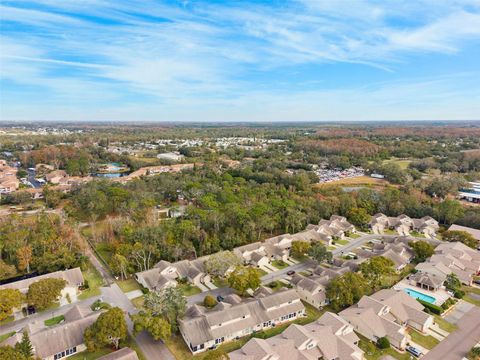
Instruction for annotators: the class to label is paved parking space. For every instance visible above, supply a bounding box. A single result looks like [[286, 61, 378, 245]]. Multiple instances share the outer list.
[[444, 300, 474, 324]]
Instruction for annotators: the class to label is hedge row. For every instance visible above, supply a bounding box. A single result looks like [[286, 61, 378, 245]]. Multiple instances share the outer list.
[[418, 299, 443, 315]]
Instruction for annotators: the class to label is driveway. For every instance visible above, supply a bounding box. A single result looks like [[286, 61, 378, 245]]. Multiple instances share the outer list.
[[260, 261, 315, 284], [423, 306, 480, 360], [444, 300, 474, 324], [187, 287, 234, 306]]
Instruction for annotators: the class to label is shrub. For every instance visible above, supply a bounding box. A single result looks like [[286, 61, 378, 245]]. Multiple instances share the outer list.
[[203, 295, 218, 308], [454, 290, 465, 299], [377, 337, 390, 349], [418, 299, 443, 315]]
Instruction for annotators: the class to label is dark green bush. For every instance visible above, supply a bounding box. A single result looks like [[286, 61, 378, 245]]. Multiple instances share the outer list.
[[377, 337, 390, 349], [418, 299, 443, 315]]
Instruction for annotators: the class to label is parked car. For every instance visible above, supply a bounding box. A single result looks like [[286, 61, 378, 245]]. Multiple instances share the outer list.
[[216, 295, 225, 302], [473, 279, 480, 285], [286, 270, 296, 276], [406, 346, 422, 358]]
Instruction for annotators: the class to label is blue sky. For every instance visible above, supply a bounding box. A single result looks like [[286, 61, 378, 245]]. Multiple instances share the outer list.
[[1, 0, 480, 122]]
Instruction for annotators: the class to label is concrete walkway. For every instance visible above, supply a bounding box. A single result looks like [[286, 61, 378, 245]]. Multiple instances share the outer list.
[[125, 289, 143, 300]]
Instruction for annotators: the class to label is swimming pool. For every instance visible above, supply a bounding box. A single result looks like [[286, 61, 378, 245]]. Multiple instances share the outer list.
[[404, 288, 436, 304]]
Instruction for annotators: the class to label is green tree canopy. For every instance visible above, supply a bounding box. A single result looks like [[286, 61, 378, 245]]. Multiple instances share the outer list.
[[307, 242, 332, 263], [227, 266, 261, 295], [0, 289, 24, 321], [290, 241, 310, 259], [359, 256, 395, 290], [326, 272, 370, 311], [27, 278, 67, 310], [84, 307, 127, 351], [144, 287, 187, 332], [0, 346, 28, 360], [131, 311, 171, 341], [441, 230, 477, 249], [205, 251, 242, 278], [409, 240, 435, 263]]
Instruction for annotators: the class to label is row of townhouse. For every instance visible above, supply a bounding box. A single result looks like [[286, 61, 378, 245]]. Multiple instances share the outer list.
[[135, 257, 211, 291], [290, 236, 416, 309], [339, 289, 434, 350], [234, 215, 356, 266], [230, 312, 364, 360], [1, 304, 138, 360], [136, 215, 357, 292], [179, 287, 305, 354], [369, 214, 439, 238], [0, 268, 84, 313], [408, 241, 480, 291]]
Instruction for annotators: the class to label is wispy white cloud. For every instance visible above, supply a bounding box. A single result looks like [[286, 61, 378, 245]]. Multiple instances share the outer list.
[[1, 0, 480, 120]]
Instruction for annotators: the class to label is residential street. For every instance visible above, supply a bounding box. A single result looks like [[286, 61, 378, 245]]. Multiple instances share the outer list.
[[423, 306, 480, 360]]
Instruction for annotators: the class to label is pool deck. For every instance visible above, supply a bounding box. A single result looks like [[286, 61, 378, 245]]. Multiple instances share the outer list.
[[394, 280, 450, 306]]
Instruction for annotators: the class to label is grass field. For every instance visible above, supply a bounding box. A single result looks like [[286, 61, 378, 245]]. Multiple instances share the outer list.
[[0, 331, 15, 343], [357, 334, 411, 360], [383, 158, 412, 170], [178, 283, 202, 296], [44, 315, 65, 326], [408, 329, 439, 350], [78, 260, 105, 300], [69, 335, 145, 360], [131, 296, 145, 309], [116, 278, 141, 293], [271, 260, 289, 269], [433, 314, 457, 333], [0, 316, 14, 326]]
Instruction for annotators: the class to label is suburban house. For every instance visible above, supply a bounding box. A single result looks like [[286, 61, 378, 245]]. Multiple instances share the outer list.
[[372, 242, 414, 271], [0, 268, 84, 309], [448, 224, 480, 245], [230, 312, 364, 360], [45, 170, 68, 184], [98, 348, 139, 360], [234, 242, 271, 267], [1, 304, 100, 360], [339, 295, 408, 350], [135, 257, 211, 291], [369, 289, 433, 333], [290, 273, 329, 308], [179, 288, 305, 354], [413, 241, 480, 287], [369, 214, 438, 238], [408, 272, 445, 292], [412, 216, 440, 238]]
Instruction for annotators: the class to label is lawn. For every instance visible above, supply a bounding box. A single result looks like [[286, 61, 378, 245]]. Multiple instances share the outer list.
[[44, 315, 65, 326], [212, 277, 228, 288], [265, 281, 284, 292], [69, 335, 145, 360], [178, 283, 202, 296], [131, 296, 145, 309], [165, 334, 251, 360], [0, 331, 15, 343], [0, 316, 14, 326], [78, 260, 105, 300], [255, 268, 268, 277], [335, 239, 349, 245], [384, 229, 398, 235], [408, 329, 439, 350], [358, 335, 411, 360], [348, 233, 361, 239], [383, 158, 412, 170], [116, 278, 141, 293], [271, 260, 289, 270], [433, 314, 457, 333]]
